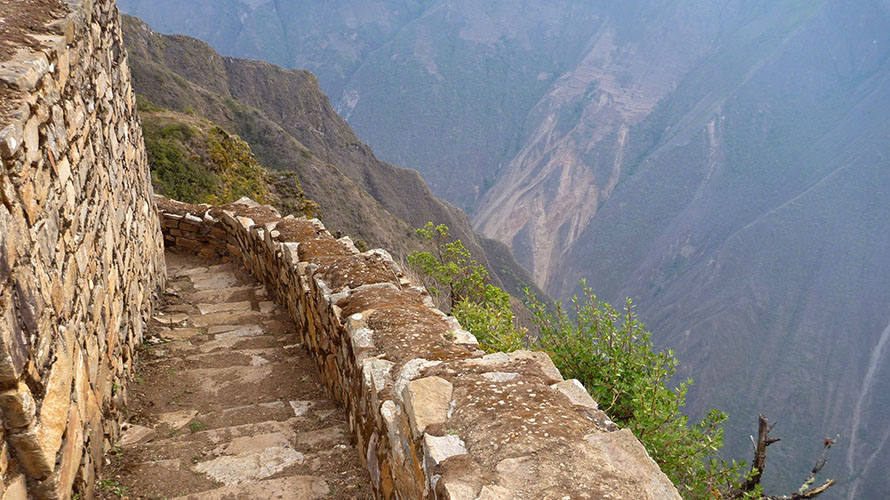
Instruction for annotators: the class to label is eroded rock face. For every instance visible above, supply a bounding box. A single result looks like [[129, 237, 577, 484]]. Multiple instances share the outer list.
[[0, 0, 165, 496], [155, 195, 681, 499]]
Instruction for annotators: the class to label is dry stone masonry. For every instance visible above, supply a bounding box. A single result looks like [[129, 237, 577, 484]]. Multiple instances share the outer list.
[[0, 0, 165, 497], [157, 195, 681, 500]]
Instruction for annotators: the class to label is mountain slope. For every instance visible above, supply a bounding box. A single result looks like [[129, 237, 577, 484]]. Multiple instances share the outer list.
[[117, 0, 435, 100], [121, 15, 544, 302], [138, 104, 318, 219]]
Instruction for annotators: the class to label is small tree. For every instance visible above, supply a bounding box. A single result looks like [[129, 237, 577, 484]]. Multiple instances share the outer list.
[[407, 222, 487, 308], [407, 222, 524, 352]]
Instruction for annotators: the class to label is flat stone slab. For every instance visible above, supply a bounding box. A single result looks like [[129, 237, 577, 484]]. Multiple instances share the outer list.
[[158, 327, 203, 340], [172, 475, 330, 500], [194, 446, 305, 486], [199, 325, 266, 352], [190, 310, 265, 328], [191, 285, 262, 303], [154, 313, 190, 326], [172, 263, 239, 278], [119, 425, 155, 447], [196, 301, 254, 315], [188, 402, 296, 431], [190, 273, 240, 290], [158, 410, 198, 430]]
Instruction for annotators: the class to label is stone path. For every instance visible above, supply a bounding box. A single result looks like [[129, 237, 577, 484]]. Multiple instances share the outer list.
[[98, 251, 372, 499]]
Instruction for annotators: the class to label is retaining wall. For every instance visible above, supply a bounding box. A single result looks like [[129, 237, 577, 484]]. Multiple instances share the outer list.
[[156, 195, 680, 500], [0, 0, 165, 497]]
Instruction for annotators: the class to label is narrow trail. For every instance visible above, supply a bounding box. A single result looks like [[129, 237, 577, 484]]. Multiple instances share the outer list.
[[99, 251, 372, 499], [846, 317, 890, 499]]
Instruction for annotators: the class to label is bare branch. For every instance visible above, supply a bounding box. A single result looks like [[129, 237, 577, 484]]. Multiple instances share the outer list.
[[765, 436, 837, 500], [730, 416, 836, 500]]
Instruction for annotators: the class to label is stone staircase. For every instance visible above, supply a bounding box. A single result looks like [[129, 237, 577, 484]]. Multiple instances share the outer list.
[[98, 251, 373, 499]]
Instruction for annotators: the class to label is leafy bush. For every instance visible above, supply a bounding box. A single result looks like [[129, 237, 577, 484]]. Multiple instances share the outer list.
[[407, 222, 524, 352], [144, 124, 216, 203], [527, 283, 749, 498]]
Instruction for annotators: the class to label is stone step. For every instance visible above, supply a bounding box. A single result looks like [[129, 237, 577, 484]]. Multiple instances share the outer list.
[[169, 363, 310, 409], [126, 450, 355, 496], [190, 284, 266, 304], [156, 327, 205, 341], [194, 332, 301, 353], [150, 334, 301, 358], [145, 418, 349, 448], [185, 400, 327, 431], [138, 421, 352, 469], [155, 322, 270, 346], [130, 360, 317, 416], [189, 309, 267, 328], [171, 262, 240, 278], [161, 347, 301, 369], [118, 458, 220, 499], [103, 251, 372, 499], [172, 475, 330, 500], [119, 439, 363, 499], [195, 300, 255, 315], [120, 398, 339, 445], [190, 272, 245, 291]]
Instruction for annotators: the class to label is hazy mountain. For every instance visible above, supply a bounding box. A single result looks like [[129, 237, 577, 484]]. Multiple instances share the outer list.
[[118, 1, 890, 497]]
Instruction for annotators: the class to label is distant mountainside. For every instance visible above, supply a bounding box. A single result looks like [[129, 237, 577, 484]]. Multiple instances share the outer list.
[[120, 15, 544, 304], [118, 2, 890, 498]]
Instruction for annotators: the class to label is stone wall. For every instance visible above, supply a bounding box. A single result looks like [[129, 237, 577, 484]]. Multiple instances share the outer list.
[[0, 0, 166, 498], [156, 195, 680, 500]]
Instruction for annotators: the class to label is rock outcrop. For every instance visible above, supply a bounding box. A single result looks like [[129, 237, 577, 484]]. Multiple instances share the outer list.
[[0, 0, 165, 497]]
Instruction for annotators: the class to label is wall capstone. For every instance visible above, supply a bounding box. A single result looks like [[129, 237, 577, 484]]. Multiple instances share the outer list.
[[0, 0, 166, 497], [156, 195, 681, 500]]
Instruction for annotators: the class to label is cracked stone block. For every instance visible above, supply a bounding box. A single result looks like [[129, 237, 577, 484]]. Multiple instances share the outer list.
[[476, 485, 512, 500], [0, 381, 37, 428], [423, 433, 467, 474], [551, 379, 598, 409], [481, 372, 519, 383], [508, 350, 563, 384], [403, 376, 453, 438]]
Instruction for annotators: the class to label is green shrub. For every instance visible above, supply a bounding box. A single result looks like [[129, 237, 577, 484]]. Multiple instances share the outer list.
[[142, 116, 269, 205], [527, 283, 748, 498], [407, 222, 524, 352], [145, 129, 216, 203]]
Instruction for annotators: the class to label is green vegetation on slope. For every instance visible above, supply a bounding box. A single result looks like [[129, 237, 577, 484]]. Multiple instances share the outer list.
[[407, 222, 525, 352], [406, 223, 743, 497], [138, 96, 317, 217]]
